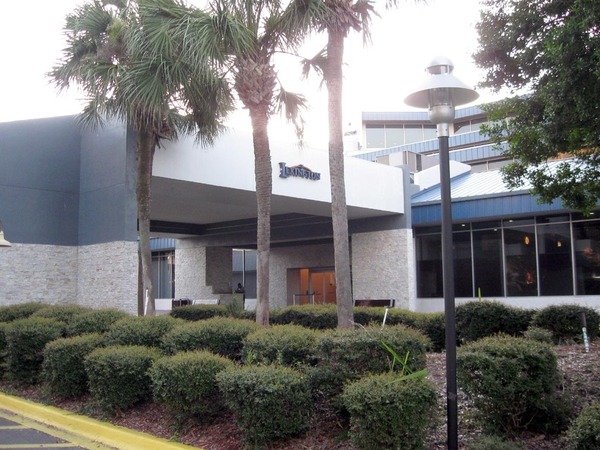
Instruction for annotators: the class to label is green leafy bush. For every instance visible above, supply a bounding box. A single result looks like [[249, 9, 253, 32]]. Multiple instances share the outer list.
[[565, 401, 600, 449], [341, 374, 438, 450], [242, 324, 320, 366], [31, 304, 92, 324], [4, 317, 65, 384], [43, 333, 105, 397], [169, 305, 230, 321], [0, 322, 9, 376], [106, 315, 183, 348], [309, 324, 430, 407], [217, 365, 311, 447], [531, 304, 600, 344], [457, 335, 569, 435], [523, 326, 554, 344], [85, 345, 160, 413], [413, 312, 446, 352], [455, 300, 534, 344], [66, 309, 130, 336], [0, 303, 48, 323], [150, 351, 233, 420], [271, 305, 338, 330], [161, 317, 260, 360]]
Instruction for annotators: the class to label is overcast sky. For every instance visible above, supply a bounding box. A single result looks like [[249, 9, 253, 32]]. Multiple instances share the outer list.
[[1, 0, 502, 146]]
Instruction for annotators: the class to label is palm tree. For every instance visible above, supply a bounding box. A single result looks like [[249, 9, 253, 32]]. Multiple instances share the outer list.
[[142, 0, 314, 325], [49, 0, 234, 315], [302, 0, 415, 329]]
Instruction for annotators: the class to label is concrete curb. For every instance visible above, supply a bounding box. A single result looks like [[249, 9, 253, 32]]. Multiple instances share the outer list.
[[0, 392, 202, 450]]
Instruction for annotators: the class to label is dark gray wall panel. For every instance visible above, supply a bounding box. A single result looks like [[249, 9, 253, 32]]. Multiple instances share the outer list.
[[0, 116, 81, 245]]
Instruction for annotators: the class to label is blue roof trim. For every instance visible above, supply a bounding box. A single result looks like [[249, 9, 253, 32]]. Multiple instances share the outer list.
[[362, 105, 484, 123], [150, 238, 176, 250]]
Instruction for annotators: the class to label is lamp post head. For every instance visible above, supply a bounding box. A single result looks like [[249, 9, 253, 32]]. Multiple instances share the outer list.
[[0, 220, 11, 247], [404, 56, 479, 134]]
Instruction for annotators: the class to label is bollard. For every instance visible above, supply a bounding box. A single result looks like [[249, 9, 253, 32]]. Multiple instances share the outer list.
[[579, 310, 590, 353]]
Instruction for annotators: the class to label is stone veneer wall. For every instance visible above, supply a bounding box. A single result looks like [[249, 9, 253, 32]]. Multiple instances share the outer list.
[[76, 241, 138, 314], [351, 228, 415, 310], [0, 244, 78, 305], [269, 243, 335, 309]]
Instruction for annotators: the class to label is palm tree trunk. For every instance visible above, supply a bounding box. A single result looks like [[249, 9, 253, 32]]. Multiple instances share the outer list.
[[137, 129, 156, 316], [327, 29, 354, 329], [249, 105, 272, 326]]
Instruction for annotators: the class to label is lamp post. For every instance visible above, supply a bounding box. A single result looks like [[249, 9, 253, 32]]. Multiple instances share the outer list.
[[0, 220, 11, 247], [405, 57, 478, 450]]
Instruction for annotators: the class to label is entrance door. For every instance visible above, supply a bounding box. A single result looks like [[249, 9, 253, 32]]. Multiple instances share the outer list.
[[310, 271, 337, 304]]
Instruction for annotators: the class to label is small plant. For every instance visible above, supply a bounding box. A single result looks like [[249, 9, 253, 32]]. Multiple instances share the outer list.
[[523, 326, 554, 344], [531, 305, 600, 344], [565, 401, 600, 449]]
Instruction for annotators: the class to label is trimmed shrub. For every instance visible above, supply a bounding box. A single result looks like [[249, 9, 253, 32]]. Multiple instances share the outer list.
[[523, 326, 554, 344], [0, 303, 48, 323], [0, 322, 9, 376], [565, 401, 600, 449], [31, 304, 92, 324], [161, 317, 260, 360], [4, 317, 65, 384], [531, 304, 600, 344], [455, 300, 534, 344], [457, 335, 569, 434], [271, 305, 338, 330], [169, 305, 230, 321], [242, 324, 320, 366], [43, 333, 105, 398], [150, 351, 233, 420], [309, 324, 430, 407], [341, 374, 438, 450], [413, 312, 446, 352], [217, 365, 311, 447], [66, 309, 130, 336], [85, 345, 160, 413], [106, 315, 183, 348]]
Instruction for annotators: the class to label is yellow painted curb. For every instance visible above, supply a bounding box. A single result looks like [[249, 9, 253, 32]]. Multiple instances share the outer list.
[[0, 392, 203, 450]]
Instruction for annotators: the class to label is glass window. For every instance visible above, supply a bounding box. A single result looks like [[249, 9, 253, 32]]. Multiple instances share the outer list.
[[503, 217, 534, 227], [385, 125, 404, 147], [470, 117, 487, 132], [504, 226, 537, 296], [423, 125, 437, 141], [472, 220, 501, 230], [473, 229, 504, 297], [454, 121, 470, 135], [405, 125, 424, 144], [152, 251, 175, 299], [416, 234, 443, 297], [573, 220, 600, 295], [365, 125, 385, 148], [454, 232, 473, 297], [537, 223, 573, 295]]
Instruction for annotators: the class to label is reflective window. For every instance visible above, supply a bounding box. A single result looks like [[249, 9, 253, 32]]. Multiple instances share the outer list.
[[366, 126, 385, 148], [504, 226, 537, 296], [405, 125, 424, 144], [537, 223, 573, 295], [574, 221, 600, 295], [416, 234, 442, 298], [454, 232, 473, 297], [473, 229, 504, 297], [423, 125, 437, 141], [385, 125, 404, 147], [152, 251, 175, 299]]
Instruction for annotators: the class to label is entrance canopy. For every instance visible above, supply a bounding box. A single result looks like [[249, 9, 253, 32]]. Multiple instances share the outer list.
[[151, 129, 406, 242]]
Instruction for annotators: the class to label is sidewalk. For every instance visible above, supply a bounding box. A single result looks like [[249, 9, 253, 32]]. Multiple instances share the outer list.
[[0, 393, 202, 450]]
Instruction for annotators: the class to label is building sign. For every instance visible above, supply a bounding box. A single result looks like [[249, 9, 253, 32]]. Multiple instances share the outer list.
[[279, 162, 321, 180]]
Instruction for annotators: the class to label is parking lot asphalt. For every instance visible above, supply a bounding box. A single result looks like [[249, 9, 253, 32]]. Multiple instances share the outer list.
[[0, 393, 201, 450]]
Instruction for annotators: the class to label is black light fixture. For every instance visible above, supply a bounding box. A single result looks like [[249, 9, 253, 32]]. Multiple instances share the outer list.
[[405, 56, 478, 450], [0, 220, 11, 247]]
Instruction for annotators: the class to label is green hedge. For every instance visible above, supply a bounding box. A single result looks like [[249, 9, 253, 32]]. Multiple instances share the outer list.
[[85, 345, 160, 413], [455, 300, 534, 344], [242, 324, 320, 366], [308, 324, 430, 408], [271, 305, 338, 329], [341, 374, 438, 450], [106, 316, 183, 348], [4, 317, 65, 384], [217, 365, 311, 447], [169, 304, 230, 321], [161, 317, 260, 360], [457, 335, 569, 435], [43, 333, 105, 398], [531, 304, 600, 344], [565, 401, 600, 449], [31, 305, 92, 324], [66, 309, 130, 336], [0, 303, 48, 323], [150, 351, 233, 420], [0, 322, 9, 376]]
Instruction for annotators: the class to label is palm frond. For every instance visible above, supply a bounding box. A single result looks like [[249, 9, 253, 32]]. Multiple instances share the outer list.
[[275, 87, 308, 141]]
